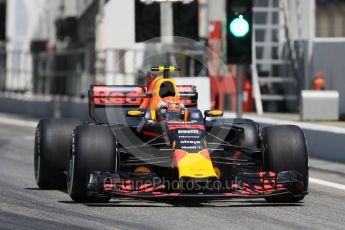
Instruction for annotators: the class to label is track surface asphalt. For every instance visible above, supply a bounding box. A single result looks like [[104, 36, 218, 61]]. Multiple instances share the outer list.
[[0, 117, 344, 230]]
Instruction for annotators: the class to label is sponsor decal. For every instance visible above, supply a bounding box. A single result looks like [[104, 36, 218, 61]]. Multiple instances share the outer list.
[[168, 125, 205, 131], [177, 130, 200, 134], [91, 86, 145, 105], [170, 127, 207, 153]]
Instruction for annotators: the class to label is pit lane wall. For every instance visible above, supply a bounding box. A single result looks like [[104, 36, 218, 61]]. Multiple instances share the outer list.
[[232, 114, 345, 163], [0, 94, 91, 120]]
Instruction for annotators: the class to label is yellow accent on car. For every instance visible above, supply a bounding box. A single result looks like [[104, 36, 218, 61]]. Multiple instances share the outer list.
[[169, 66, 175, 72], [127, 110, 142, 117], [172, 141, 176, 148], [176, 150, 217, 179], [209, 110, 223, 116], [159, 66, 165, 72]]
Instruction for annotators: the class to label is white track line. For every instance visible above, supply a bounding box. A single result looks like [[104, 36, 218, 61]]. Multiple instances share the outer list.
[[0, 116, 37, 128], [310, 177, 345, 191]]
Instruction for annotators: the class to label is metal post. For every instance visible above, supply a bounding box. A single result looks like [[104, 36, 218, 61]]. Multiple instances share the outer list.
[[99, 0, 105, 18], [252, 22, 264, 115], [306, 0, 315, 89], [160, 1, 174, 65], [236, 65, 243, 118], [95, 0, 106, 84], [160, 2, 174, 44]]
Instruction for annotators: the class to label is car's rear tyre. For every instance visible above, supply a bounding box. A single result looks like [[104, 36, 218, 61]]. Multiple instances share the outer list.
[[262, 125, 308, 203], [67, 125, 116, 203], [34, 119, 84, 189]]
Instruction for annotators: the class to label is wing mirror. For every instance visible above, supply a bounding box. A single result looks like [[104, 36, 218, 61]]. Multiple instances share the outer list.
[[126, 110, 144, 117], [204, 110, 224, 118]]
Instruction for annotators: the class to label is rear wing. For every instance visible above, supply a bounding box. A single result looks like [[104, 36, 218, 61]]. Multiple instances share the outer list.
[[89, 85, 145, 121], [90, 85, 146, 107], [89, 85, 198, 121]]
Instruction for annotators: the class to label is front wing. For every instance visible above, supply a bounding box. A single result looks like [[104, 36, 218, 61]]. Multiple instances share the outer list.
[[87, 171, 306, 199]]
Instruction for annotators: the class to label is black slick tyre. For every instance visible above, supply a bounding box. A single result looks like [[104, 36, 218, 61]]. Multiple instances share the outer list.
[[67, 125, 116, 203], [262, 125, 308, 203], [34, 119, 84, 189]]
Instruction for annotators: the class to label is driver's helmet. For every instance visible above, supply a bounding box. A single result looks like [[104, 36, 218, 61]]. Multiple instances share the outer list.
[[156, 101, 186, 121]]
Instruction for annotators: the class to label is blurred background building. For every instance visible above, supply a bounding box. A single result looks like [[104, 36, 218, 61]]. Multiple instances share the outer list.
[[0, 0, 345, 115]]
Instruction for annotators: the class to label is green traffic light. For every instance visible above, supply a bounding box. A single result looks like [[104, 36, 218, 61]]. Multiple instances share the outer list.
[[229, 15, 250, 37]]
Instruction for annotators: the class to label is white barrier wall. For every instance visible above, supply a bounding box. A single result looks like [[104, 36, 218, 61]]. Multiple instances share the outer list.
[[301, 90, 339, 121], [174, 77, 211, 112]]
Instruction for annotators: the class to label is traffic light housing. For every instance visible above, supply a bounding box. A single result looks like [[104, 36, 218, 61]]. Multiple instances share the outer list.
[[173, 0, 199, 41], [226, 0, 253, 64], [135, 0, 199, 43], [135, 0, 161, 42], [0, 2, 5, 41]]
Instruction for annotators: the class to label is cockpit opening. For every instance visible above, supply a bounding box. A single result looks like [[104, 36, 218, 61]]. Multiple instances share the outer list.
[[159, 82, 176, 98]]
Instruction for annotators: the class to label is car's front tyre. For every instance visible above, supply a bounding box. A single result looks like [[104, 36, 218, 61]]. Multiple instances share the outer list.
[[261, 125, 308, 203], [67, 125, 117, 203]]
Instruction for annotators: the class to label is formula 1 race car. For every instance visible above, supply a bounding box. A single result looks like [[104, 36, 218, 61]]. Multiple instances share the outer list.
[[34, 66, 308, 203]]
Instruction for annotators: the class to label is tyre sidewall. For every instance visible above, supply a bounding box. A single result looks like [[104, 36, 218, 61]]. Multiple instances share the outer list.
[[35, 119, 83, 189], [68, 125, 116, 202], [262, 125, 309, 193]]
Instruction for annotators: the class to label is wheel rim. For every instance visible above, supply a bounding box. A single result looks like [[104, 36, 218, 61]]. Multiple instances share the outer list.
[[114, 139, 119, 172], [34, 127, 40, 182], [67, 134, 76, 194], [67, 154, 75, 194]]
